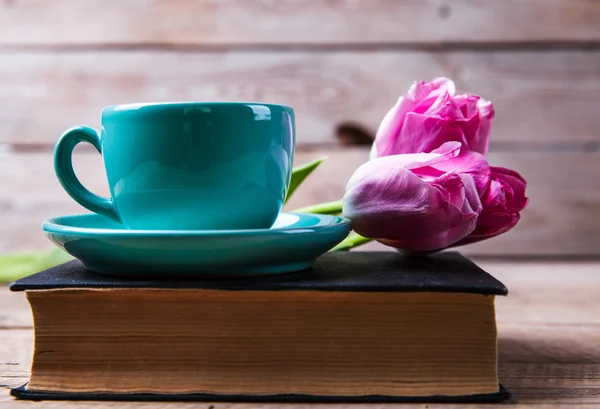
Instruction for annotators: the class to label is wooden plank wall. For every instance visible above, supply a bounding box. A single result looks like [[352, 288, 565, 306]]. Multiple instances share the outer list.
[[0, 0, 599, 256]]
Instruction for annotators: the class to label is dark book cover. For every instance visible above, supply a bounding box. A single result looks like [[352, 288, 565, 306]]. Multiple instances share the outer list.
[[10, 251, 509, 403], [10, 251, 508, 295]]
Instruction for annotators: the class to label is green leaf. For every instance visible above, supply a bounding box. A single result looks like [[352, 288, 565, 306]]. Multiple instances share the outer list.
[[331, 233, 373, 252], [285, 156, 327, 204], [0, 248, 73, 283], [292, 199, 343, 215]]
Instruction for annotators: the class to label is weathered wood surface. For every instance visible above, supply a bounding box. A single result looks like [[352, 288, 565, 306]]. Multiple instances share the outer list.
[[1, 261, 600, 406], [1, 148, 598, 256], [1, 0, 599, 46], [0, 50, 598, 147]]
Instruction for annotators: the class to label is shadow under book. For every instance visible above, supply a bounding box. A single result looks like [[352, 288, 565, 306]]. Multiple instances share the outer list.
[[10, 251, 510, 403]]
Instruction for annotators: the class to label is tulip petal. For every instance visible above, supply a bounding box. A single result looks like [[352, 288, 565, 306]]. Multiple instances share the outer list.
[[358, 142, 462, 186], [428, 150, 492, 196], [373, 97, 410, 158], [472, 98, 494, 156], [410, 77, 456, 112], [453, 95, 482, 150], [453, 94, 480, 119], [452, 166, 528, 246], [391, 113, 467, 154], [449, 94, 494, 156], [374, 94, 424, 157], [418, 85, 458, 118], [405, 141, 462, 170], [490, 166, 528, 211]]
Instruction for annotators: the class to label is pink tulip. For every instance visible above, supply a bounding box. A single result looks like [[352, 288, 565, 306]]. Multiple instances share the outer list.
[[343, 142, 487, 251], [371, 77, 494, 159], [344, 77, 528, 251]]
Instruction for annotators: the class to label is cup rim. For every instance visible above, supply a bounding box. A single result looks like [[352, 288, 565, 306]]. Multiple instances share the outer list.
[[102, 101, 294, 114]]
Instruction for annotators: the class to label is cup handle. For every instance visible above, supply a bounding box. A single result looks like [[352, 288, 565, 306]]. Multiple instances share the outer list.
[[54, 126, 120, 222]]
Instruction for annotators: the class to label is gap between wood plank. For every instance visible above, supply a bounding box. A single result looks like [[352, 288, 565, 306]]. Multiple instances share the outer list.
[[0, 42, 600, 53], [2, 142, 599, 154]]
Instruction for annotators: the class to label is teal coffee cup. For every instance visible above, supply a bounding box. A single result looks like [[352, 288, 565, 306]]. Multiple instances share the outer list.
[[54, 102, 295, 230]]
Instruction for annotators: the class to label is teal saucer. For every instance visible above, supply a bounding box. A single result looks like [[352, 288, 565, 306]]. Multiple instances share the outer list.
[[42, 212, 351, 278]]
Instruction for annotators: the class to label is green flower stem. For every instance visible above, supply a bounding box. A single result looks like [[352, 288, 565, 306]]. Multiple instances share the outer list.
[[332, 233, 373, 252], [286, 157, 327, 204], [292, 200, 343, 215]]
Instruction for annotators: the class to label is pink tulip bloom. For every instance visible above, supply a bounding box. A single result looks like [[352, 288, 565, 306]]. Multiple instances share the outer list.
[[343, 142, 487, 251], [371, 77, 494, 159]]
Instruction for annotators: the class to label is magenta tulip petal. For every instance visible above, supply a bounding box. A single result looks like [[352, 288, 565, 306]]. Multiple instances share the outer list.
[[422, 89, 463, 120], [453, 94, 480, 119], [360, 142, 462, 178], [374, 90, 427, 157], [490, 166, 528, 211], [452, 166, 528, 246], [405, 141, 462, 170], [430, 150, 492, 196], [373, 98, 411, 157], [473, 98, 494, 156], [411, 77, 456, 115], [395, 113, 467, 154]]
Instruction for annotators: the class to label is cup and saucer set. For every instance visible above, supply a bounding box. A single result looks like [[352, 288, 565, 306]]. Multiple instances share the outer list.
[[45, 102, 351, 278]]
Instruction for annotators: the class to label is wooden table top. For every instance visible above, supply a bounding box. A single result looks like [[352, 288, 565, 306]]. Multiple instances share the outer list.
[[1, 260, 599, 408]]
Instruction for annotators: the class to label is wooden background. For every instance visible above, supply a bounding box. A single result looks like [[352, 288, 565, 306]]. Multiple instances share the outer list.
[[0, 0, 599, 256]]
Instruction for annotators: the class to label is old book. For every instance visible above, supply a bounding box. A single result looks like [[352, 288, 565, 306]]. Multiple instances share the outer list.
[[10, 251, 509, 403]]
